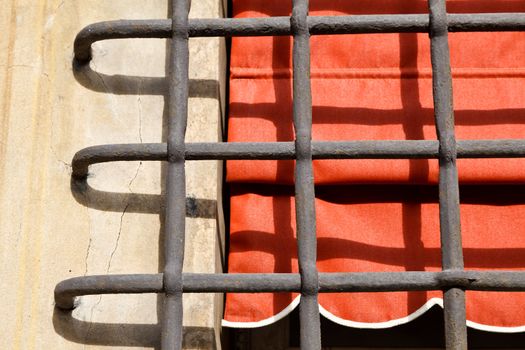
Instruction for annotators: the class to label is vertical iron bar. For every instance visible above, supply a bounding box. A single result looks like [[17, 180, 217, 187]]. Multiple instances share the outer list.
[[427, 0, 467, 349], [291, 0, 321, 349], [162, 0, 190, 349], [60, 8, 525, 350]]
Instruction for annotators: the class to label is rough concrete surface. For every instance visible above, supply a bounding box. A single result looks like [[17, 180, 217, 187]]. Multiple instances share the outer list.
[[0, 0, 226, 349]]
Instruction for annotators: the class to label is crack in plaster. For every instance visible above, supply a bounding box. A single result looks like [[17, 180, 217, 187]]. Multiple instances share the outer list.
[[83, 237, 92, 277], [83, 188, 98, 348], [127, 78, 145, 194], [83, 190, 93, 277], [81, 61, 147, 344], [90, 61, 119, 119], [84, 202, 129, 345], [83, 294, 102, 348], [90, 62, 110, 94], [106, 203, 129, 273], [128, 162, 143, 194]]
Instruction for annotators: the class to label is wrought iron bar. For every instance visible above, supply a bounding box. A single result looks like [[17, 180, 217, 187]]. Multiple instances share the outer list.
[[70, 139, 525, 178], [55, 271, 525, 310], [56, 3, 525, 349], [428, 0, 467, 348], [291, 0, 322, 349], [161, 0, 191, 348], [74, 13, 525, 61]]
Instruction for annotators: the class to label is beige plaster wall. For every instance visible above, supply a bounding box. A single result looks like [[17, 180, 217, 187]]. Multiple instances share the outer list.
[[0, 0, 226, 349]]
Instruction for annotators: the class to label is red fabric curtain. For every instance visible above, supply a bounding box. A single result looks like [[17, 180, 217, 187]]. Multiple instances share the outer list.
[[224, 0, 525, 331]]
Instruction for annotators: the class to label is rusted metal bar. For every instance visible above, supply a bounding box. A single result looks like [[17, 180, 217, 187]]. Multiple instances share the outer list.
[[70, 139, 525, 178], [54, 271, 525, 311], [161, 0, 191, 349], [428, 0, 467, 348], [55, 274, 164, 309], [71, 143, 167, 178], [186, 271, 525, 293], [74, 13, 525, 62], [291, 0, 322, 349], [58, 3, 525, 349]]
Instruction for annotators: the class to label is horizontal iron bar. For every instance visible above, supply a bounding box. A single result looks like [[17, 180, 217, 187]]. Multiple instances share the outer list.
[[71, 139, 525, 178], [72, 143, 167, 178], [55, 271, 525, 309], [55, 274, 164, 309], [74, 13, 525, 61]]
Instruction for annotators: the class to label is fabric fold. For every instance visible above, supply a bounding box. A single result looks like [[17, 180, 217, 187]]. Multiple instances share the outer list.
[[225, 0, 525, 330], [224, 186, 525, 330]]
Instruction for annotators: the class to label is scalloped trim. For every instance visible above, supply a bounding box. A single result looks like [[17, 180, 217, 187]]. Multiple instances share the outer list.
[[222, 296, 300, 328], [222, 296, 525, 332]]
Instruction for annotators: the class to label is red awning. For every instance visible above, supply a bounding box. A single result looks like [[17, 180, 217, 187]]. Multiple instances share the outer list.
[[224, 0, 525, 331]]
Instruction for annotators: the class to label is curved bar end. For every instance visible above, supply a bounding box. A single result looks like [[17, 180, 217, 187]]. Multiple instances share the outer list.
[[54, 282, 79, 310], [73, 27, 94, 64], [71, 154, 89, 180]]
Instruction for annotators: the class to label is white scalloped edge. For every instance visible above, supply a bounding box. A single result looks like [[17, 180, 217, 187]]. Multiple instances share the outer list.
[[222, 296, 301, 328], [222, 296, 525, 332]]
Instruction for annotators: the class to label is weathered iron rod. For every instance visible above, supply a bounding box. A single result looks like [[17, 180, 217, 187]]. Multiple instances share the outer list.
[[74, 14, 525, 62], [428, 0, 467, 348], [70, 140, 525, 178], [55, 271, 525, 310], [161, 0, 190, 349]]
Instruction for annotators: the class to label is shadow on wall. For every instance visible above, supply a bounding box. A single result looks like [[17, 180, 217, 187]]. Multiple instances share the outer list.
[[53, 1, 222, 346], [69, 58, 220, 218], [70, 177, 217, 218], [53, 307, 216, 349], [55, 70, 221, 346], [73, 60, 220, 99]]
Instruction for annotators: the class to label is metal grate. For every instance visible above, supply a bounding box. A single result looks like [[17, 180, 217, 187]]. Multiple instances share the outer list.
[[54, 1, 525, 349]]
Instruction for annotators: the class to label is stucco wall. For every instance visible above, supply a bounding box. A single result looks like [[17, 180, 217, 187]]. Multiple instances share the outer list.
[[0, 1, 226, 348]]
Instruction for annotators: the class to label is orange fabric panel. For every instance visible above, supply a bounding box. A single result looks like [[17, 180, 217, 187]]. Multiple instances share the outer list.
[[227, 0, 525, 185], [224, 186, 525, 327], [225, 0, 525, 329]]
